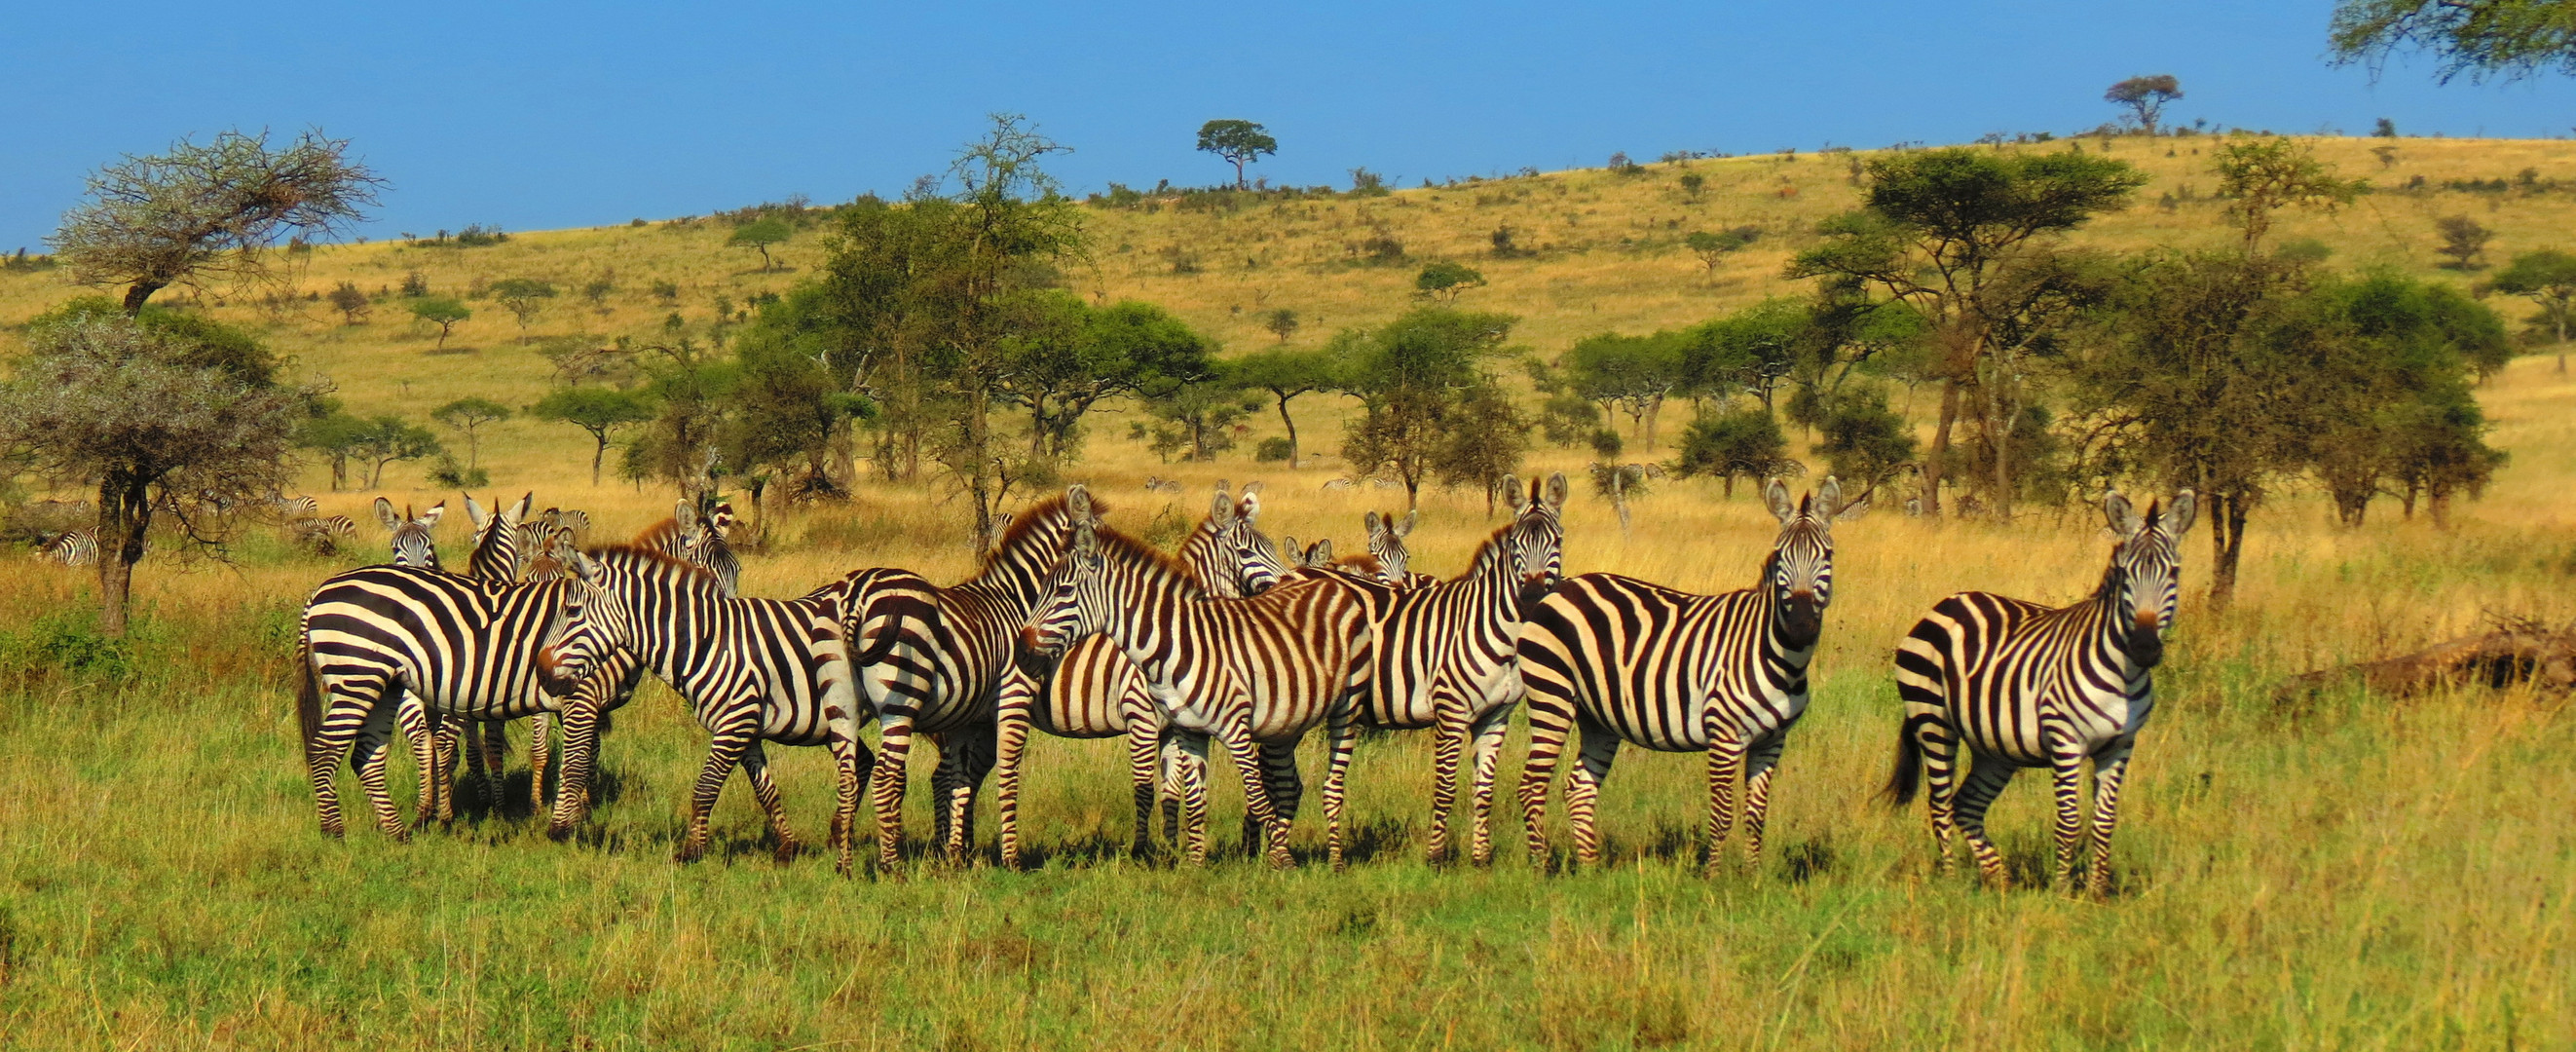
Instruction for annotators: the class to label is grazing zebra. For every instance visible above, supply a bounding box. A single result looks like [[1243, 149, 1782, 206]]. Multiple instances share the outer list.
[[1886, 491, 2195, 894], [269, 495, 321, 521], [1344, 474, 1566, 866], [989, 481, 1291, 867], [293, 514, 359, 554], [802, 492, 1096, 874], [41, 527, 97, 567], [1144, 476, 1183, 495], [538, 545, 866, 864], [373, 498, 445, 569], [1517, 477, 1862, 874], [1321, 477, 1356, 492], [1021, 488, 1378, 868]]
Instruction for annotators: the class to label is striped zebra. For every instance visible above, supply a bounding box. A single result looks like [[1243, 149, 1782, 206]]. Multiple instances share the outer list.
[[373, 498, 445, 568], [538, 545, 865, 864], [989, 481, 1291, 867], [1321, 477, 1356, 492], [803, 492, 1097, 874], [1360, 508, 1438, 588], [1517, 477, 1862, 874], [1021, 487, 1378, 868], [269, 495, 321, 521], [1885, 491, 2195, 894], [293, 514, 358, 554], [418, 493, 535, 823], [1282, 536, 1334, 568], [41, 527, 97, 567], [1343, 474, 1566, 866]]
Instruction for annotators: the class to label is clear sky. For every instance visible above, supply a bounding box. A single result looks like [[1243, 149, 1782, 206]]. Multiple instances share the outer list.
[[7, 1, 2575, 251]]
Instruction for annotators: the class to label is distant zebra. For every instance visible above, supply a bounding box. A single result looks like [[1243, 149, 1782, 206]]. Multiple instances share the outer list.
[[1343, 474, 1566, 867], [551, 508, 592, 544], [1144, 476, 1184, 495], [1282, 536, 1335, 568], [270, 495, 321, 521], [803, 492, 1095, 874], [1321, 477, 1357, 492], [41, 528, 97, 567], [1369, 478, 1400, 490], [538, 545, 865, 863], [293, 515, 358, 554], [1021, 488, 1379, 868], [1517, 478, 1861, 874], [1886, 491, 2195, 894], [989, 481, 1291, 867], [373, 498, 445, 569]]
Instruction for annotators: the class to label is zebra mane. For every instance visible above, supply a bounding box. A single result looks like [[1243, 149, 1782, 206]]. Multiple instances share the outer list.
[[584, 542, 724, 587], [986, 492, 1110, 566], [1090, 521, 1207, 592], [1330, 552, 1382, 574], [633, 517, 685, 550]]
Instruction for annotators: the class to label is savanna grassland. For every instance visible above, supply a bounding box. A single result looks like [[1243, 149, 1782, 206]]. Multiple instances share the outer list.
[[1, 136, 2574, 1049]]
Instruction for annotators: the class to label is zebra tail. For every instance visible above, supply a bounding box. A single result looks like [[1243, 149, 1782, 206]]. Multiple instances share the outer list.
[[296, 640, 324, 769], [1881, 717, 1922, 807]]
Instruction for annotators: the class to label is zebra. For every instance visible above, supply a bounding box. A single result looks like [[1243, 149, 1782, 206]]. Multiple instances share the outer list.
[[1885, 491, 2195, 894], [989, 481, 1292, 867], [1282, 536, 1335, 568], [41, 527, 97, 567], [416, 493, 535, 823], [373, 498, 445, 569], [1517, 477, 1863, 875], [1143, 475, 1184, 494], [635, 499, 741, 596], [1342, 474, 1566, 866], [269, 495, 321, 522], [1360, 508, 1438, 588], [1321, 478, 1357, 492], [1021, 487, 1379, 868], [802, 491, 1096, 874], [537, 545, 866, 864], [293, 514, 359, 554]]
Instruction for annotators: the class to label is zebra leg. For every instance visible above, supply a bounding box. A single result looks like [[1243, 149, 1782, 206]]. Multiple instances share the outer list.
[[827, 725, 873, 878], [1464, 703, 1512, 868], [940, 724, 997, 866], [353, 699, 410, 842], [1321, 706, 1363, 872], [2084, 743, 2136, 897], [2043, 724, 2090, 891], [1740, 736, 1786, 868], [868, 711, 917, 875], [529, 711, 555, 815], [738, 741, 801, 864], [478, 720, 510, 811], [547, 699, 602, 839], [396, 697, 444, 828], [1565, 720, 1623, 871], [1952, 762, 2020, 888], [1701, 723, 1745, 877], [1249, 742, 1301, 862], [1215, 713, 1290, 869], [927, 734, 958, 858], [1426, 702, 1471, 866], [993, 671, 1039, 869], [1160, 731, 1192, 846], [1517, 683, 1580, 868], [307, 691, 364, 840], [1913, 718, 1966, 874], [1172, 731, 1213, 865], [678, 712, 760, 864]]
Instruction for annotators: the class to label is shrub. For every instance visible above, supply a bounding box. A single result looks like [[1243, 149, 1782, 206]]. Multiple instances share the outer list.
[[1255, 436, 1294, 463]]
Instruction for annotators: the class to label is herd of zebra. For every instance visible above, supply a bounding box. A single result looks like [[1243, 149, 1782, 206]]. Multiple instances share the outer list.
[[280, 474, 2196, 891], [35, 493, 371, 567]]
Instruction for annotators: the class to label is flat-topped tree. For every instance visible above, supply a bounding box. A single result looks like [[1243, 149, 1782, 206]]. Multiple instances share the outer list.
[[432, 396, 511, 470], [1230, 346, 1340, 469], [1197, 120, 1277, 190], [489, 279, 556, 329], [533, 386, 653, 485], [50, 130, 381, 314], [2105, 75, 2183, 134], [2488, 248, 2576, 371], [411, 297, 469, 348], [728, 217, 792, 271]]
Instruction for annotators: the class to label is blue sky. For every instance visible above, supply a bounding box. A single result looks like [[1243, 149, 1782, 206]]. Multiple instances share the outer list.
[[6, 1, 2575, 250]]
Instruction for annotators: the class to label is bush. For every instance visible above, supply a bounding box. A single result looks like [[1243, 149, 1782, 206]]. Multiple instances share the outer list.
[[0, 608, 139, 682], [1672, 407, 1795, 497], [1255, 436, 1294, 463], [427, 456, 489, 489]]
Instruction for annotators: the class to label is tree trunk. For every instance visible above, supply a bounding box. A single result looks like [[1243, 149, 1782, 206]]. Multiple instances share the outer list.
[[93, 472, 151, 636], [121, 282, 165, 316], [2208, 490, 2249, 609], [1644, 394, 1663, 449], [1275, 394, 1301, 469], [1923, 380, 1959, 518], [591, 435, 609, 486]]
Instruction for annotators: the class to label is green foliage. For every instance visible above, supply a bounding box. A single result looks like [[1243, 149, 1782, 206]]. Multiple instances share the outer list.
[[1678, 172, 1706, 200], [1263, 307, 1299, 342], [399, 270, 429, 297], [295, 411, 375, 491], [1002, 294, 1215, 463], [1338, 309, 1519, 505], [1671, 407, 1793, 497], [327, 281, 370, 323], [489, 278, 557, 328], [427, 456, 490, 489], [1683, 225, 1760, 273], [1414, 261, 1486, 301], [1196, 120, 1279, 189], [1230, 345, 1340, 468], [431, 396, 511, 470], [2487, 247, 2576, 346], [1143, 379, 1260, 462], [533, 386, 655, 485], [2330, 0, 2576, 83], [728, 217, 793, 271], [1255, 436, 1294, 463], [1348, 167, 1390, 197], [1678, 297, 1806, 408], [1810, 385, 1918, 496], [2434, 215, 2494, 269], [353, 415, 443, 488], [1588, 428, 1624, 460], [0, 607, 138, 683], [1433, 382, 1531, 512], [2212, 138, 2367, 253], [1563, 330, 1685, 442], [2105, 74, 2184, 133], [409, 296, 470, 348]]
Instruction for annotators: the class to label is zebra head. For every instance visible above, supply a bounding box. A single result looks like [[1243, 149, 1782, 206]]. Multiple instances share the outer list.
[[536, 549, 629, 696], [1763, 476, 1859, 649], [1282, 536, 1334, 569], [521, 526, 579, 583], [1021, 485, 1108, 660], [374, 497, 446, 569], [464, 492, 534, 582], [1209, 481, 1290, 597], [1501, 472, 1572, 610], [2104, 490, 2196, 669], [1363, 508, 1418, 585]]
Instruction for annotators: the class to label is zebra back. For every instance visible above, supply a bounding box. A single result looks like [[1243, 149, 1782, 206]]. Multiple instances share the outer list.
[[42, 527, 98, 567], [372, 497, 444, 569]]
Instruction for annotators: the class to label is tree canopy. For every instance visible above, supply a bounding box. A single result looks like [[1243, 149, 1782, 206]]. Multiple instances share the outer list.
[[2488, 247, 2576, 369], [1195, 120, 1278, 190], [2332, 0, 2576, 82], [533, 386, 654, 486], [728, 217, 793, 271], [2105, 75, 2184, 133]]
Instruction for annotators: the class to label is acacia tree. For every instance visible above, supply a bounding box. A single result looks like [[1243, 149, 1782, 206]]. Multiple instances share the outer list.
[[50, 130, 382, 314], [432, 396, 511, 470], [1684, 226, 1761, 278], [1339, 308, 1518, 508], [2332, 0, 2576, 82], [533, 386, 654, 485], [1787, 147, 2145, 518], [411, 297, 470, 348], [490, 279, 556, 329], [2105, 75, 2184, 134], [0, 307, 303, 634], [356, 416, 443, 487], [1001, 294, 1213, 460], [2488, 247, 2576, 369], [1415, 261, 1486, 302], [1196, 120, 1278, 190], [728, 217, 792, 271], [1230, 346, 1340, 469], [1563, 330, 1685, 446], [2212, 137, 2366, 255]]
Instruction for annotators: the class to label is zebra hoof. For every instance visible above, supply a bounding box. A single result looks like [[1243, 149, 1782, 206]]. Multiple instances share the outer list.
[[546, 822, 577, 843], [674, 841, 707, 864]]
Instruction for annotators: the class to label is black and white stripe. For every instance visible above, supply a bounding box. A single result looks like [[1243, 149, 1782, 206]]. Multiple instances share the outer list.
[[41, 527, 98, 567], [1022, 488, 1379, 868], [372, 498, 445, 569], [1517, 477, 1859, 874], [539, 545, 866, 864], [1885, 491, 2194, 893]]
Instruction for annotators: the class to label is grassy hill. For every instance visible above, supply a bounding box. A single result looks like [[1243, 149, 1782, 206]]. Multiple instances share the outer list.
[[2, 135, 2573, 1048]]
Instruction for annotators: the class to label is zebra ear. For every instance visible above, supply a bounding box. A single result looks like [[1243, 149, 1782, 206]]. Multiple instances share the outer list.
[[2165, 490, 2198, 536], [2103, 492, 2141, 537], [1765, 478, 1796, 523], [507, 492, 534, 527], [1544, 471, 1570, 510], [1237, 486, 1263, 524], [1209, 484, 1233, 524], [673, 500, 697, 532], [466, 494, 491, 530], [1397, 509, 1417, 538], [1066, 484, 1093, 524], [374, 497, 400, 532], [1308, 538, 1332, 564], [1816, 476, 1844, 522], [418, 501, 446, 529], [1363, 510, 1382, 537], [1504, 474, 1527, 513]]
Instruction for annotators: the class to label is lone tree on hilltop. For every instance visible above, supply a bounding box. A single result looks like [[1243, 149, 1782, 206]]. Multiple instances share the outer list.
[[432, 396, 511, 470], [2105, 75, 2184, 134], [2333, 0, 2576, 82], [0, 303, 304, 634], [534, 386, 653, 485], [1197, 120, 1278, 190], [50, 129, 382, 314], [1685, 226, 1761, 278], [1264, 307, 1299, 342], [489, 278, 556, 329], [2488, 247, 2576, 369], [2435, 215, 2494, 269], [728, 217, 792, 271], [411, 296, 470, 348]]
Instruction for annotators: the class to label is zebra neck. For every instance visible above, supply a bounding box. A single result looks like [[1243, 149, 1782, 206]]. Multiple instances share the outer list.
[[1091, 557, 1198, 675]]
